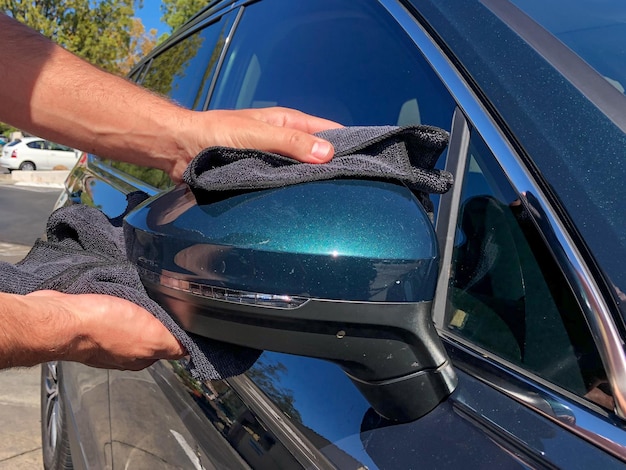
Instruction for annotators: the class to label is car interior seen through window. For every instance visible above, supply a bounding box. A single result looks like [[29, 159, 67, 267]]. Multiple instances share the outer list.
[[445, 131, 612, 411], [49, 142, 72, 152], [26, 140, 45, 150]]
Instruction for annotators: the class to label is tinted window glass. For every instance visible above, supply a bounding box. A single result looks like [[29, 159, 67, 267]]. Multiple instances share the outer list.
[[211, 0, 454, 218], [211, 0, 455, 129], [446, 131, 612, 410], [107, 15, 234, 189], [49, 142, 72, 151], [27, 140, 45, 150], [142, 16, 232, 110], [509, 0, 626, 93]]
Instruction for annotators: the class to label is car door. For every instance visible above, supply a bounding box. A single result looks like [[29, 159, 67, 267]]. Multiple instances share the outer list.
[[432, 116, 625, 467], [46, 141, 77, 170], [196, 0, 617, 466], [59, 0, 626, 469], [196, 0, 626, 467]]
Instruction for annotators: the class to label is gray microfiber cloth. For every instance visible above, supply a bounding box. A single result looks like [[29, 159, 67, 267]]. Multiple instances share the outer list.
[[183, 125, 452, 211], [0, 194, 259, 381]]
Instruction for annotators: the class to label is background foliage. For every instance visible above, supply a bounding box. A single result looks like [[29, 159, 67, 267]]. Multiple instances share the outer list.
[[0, 0, 152, 75], [0, 0, 209, 137], [160, 0, 207, 36]]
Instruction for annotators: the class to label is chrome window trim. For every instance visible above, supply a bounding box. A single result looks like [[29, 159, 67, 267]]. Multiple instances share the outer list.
[[432, 108, 470, 327], [88, 155, 160, 197], [380, 0, 626, 453], [201, 6, 244, 111]]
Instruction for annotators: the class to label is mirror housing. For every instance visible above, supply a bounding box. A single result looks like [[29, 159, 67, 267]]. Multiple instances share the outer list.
[[125, 180, 457, 422]]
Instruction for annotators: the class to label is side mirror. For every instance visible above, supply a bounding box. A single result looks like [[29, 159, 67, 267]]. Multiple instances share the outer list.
[[125, 180, 457, 422]]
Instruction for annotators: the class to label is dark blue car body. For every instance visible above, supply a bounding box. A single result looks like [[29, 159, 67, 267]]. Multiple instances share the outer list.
[[42, 0, 626, 468]]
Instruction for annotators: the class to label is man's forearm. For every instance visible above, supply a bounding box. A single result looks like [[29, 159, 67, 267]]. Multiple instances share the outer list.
[[0, 291, 185, 370], [0, 14, 184, 174], [0, 14, 338, 182], [0, 293, 74, 368]]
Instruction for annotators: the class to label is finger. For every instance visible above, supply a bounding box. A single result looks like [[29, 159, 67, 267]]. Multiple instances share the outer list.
[[256, 107, 343, 134], [275, 127, 335, 162], [26, 290, 65, 298], [239, 121, 335, 163], [157, 335, 187, 358], [243, 107, 342, 162]]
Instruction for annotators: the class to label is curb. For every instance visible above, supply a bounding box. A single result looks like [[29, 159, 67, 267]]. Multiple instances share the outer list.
[[0, 170, 68, 187]]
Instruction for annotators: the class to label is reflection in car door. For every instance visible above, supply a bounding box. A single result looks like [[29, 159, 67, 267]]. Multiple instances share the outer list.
[[98, 7, 261, 469]]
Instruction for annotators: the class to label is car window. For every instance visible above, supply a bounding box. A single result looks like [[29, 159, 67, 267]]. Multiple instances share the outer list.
[[48, 142, 72, 152], [26, 140, 45, 150], [106, 14, 235, 190], [445, 131, 612, 410], [141, 16, 233, 110], [210, 0, 455, 219], [212, 0, 454, 129]]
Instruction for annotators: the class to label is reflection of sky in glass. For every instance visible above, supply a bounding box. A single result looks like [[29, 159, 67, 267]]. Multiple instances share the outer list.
[[510, 0, 626, 91], [87, 177, 130, 218], [252, 351, 378, 469]]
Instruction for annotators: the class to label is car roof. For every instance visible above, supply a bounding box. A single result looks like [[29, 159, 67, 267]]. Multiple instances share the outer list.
[[409, 0, 626, 322], [510, 0, 626, 93]]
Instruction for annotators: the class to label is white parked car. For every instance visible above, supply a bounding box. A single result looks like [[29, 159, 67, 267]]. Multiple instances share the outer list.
[[0, 137, 79, 171]]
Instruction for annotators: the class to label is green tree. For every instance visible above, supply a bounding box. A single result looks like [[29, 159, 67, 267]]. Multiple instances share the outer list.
[[0, 122, 18, 139], [0, 1, 157, 131], [0, 0, 154, 75], [160, 0, 210, 37], [247, 359, 303, 422]]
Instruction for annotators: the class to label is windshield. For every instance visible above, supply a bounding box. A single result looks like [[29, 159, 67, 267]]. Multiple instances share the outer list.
[[510, 0, 626, 94]]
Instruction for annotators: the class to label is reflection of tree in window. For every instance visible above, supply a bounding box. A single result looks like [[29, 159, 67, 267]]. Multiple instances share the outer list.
[[142, 25, 228, 109], [81, 177, 100, 209], [108, 161, 172, 189], [248, 359, 303, 423], [108, 24, 229, 189], [141, 33, 205, 103]]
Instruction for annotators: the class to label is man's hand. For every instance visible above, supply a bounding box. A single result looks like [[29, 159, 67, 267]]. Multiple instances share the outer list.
[[166, 107, 342, 182], [8, 291, 185, 370]]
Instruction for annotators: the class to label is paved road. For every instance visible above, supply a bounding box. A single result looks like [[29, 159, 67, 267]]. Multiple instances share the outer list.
[[0, 367, 42, 469], [0, 182, 60, 469], [0, 184, 60, 247]]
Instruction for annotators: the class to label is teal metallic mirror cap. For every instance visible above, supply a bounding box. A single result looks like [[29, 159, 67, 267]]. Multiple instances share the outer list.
[[125, 179, 440, 302]]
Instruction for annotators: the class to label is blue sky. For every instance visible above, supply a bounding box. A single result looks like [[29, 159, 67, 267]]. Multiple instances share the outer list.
[[135, 2, 169, 37]]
